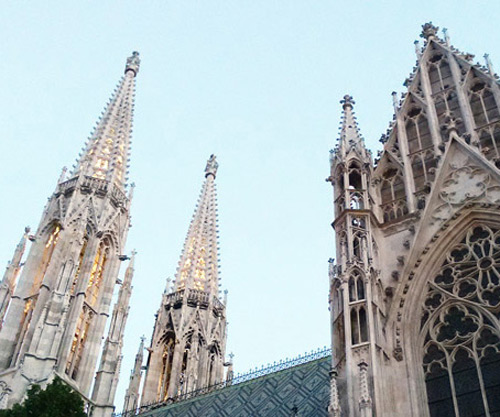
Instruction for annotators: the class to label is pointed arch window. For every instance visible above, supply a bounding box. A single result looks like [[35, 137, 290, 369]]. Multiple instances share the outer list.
[[65, 305, 94, 380], [468, 76, 500, 165], [32, 224, 61, 295], [348, 272, 366, 302], [380, 167, 408, 222], [421, 225, 500, 416], [70, 227, 91, 295], [350, 305, 368, 345], [158, 335, 175, 401], [86, 238, 110, 308]]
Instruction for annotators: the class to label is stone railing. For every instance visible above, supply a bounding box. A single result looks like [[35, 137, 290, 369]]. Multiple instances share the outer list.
[[57, 175, 129, 206], [163, 289, 224, 312]]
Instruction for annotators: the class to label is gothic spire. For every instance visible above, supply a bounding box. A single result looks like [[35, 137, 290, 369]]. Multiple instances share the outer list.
[[174, 155, 220, 296], [122, 336, 145, 413], [72, 51, 140, 190], [337, 95, 370, 161]]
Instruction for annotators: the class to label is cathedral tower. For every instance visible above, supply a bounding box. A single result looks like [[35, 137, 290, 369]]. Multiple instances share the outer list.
[[137, 155, 228, 408], [0, 52, 140, 416], [329, 24, 500, 416], [328, 95, 382, 416]]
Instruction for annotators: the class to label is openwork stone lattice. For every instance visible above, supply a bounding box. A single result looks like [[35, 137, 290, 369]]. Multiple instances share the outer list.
[[421, 225, 500, 417]]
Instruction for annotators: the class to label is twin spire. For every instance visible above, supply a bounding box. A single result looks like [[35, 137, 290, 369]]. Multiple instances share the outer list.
[[173, 155, 221, 297], [72, 51, 140, 190]]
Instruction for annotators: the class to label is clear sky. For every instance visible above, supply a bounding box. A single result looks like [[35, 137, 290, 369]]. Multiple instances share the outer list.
[[0, 1, 498, 411]]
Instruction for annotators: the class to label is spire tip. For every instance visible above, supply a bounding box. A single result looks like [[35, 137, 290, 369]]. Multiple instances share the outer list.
[[205, 154, 218, 178], [125, 51, 140, 76], [420, 22, 439, 41]]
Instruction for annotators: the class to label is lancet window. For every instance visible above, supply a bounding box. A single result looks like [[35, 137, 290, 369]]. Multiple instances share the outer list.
[[85, 238, 110, 308], [158, 335, 175, 401], [350, 306, 368, 345], [32, 224, 61, 295], [70, 228, 90, 295], [348, 273, 366, 302], [405, 107, 437, 193], [207, 344, 219, 386], [379, 167, 408, 222], [348, 163, 364, 210], [421, 225, 500, 416], [65, 305, 94, 380], [427, 50, 466, 139], [468, 76, 500, 165]]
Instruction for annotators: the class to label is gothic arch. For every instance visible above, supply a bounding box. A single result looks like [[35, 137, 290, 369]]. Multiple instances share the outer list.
[[400, 211, 500, 417]]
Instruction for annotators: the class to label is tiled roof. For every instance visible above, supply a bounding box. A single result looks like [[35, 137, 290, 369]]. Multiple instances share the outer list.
[[135, 354, 331, 417]]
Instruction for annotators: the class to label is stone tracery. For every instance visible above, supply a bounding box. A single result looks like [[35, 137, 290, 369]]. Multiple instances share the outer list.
[[421, 225, 500, 416]]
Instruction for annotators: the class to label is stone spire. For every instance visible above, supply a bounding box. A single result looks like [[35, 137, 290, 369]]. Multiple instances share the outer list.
[[0, 227, 30, 328], [174, 155, 220, 296], [91, 251, 136, 417], [140, 156, 227, 405], [122, 336, 145, 414], [73, 52, 140, 190], [337, 95, 370, 161]]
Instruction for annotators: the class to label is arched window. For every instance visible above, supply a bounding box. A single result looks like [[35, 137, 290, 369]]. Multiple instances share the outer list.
[[350, 306, 369, 345], [85, 238, 111, 308], [65, 305, 94, 380], [380, 167, 408, 222], [421, 225, 500, 416], [70, 226, 91, 295], [348, 273, 366, 302], [468, 76, 500, 165], [32, 224, 61, 294], [158, 336, 175, 401], [207, 344, 219, 387]]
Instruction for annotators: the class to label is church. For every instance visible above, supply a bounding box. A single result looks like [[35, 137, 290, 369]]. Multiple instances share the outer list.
[[0, 22, 499, 417]]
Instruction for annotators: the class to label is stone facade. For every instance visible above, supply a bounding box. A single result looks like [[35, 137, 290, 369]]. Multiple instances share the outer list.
[[0, 52, 140, 417], [327, 23, 500, 417]]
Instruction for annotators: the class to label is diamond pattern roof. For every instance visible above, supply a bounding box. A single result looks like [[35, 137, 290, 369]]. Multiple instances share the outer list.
[[137, 355, 330, 417]]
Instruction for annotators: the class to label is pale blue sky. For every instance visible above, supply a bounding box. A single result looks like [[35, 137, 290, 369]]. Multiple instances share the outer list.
[[0, 1, 498, 411]]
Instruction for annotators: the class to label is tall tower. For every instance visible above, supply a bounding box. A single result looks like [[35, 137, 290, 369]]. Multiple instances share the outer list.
[[138, 155, 228, 407], [329, 24, 500, 416], [328, 96, 382, 416], [0, 52, 140, 415]]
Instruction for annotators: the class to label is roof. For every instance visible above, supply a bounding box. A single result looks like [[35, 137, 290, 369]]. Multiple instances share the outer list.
[[134, 353, 331, 417]]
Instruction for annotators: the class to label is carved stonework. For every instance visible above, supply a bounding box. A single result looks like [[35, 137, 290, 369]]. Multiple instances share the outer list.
[[432, 154, 500, 224]]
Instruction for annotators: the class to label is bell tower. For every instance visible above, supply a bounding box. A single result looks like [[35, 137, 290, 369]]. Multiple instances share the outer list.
[[137, 155, 228, 408], [0, 52, 140, 416]]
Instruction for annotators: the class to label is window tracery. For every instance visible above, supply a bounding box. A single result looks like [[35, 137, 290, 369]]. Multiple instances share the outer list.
[[379, 167, 408, 222], [421, 225, 500, 416], [468, 76, 500, 165]]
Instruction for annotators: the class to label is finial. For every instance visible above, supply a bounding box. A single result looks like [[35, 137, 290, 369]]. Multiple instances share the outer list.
[[391, 91, 399, 110], [125, 51, 140, 76], [140, 335, 146, 344], [414, 41, 422, 59], [205, 154, 218, 178], [58, 166, 68, 184], [340, 95, 355, 110], [484, 54, 495, 75], [442, 27, 450, 45], [420, 22, 439, 41]]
